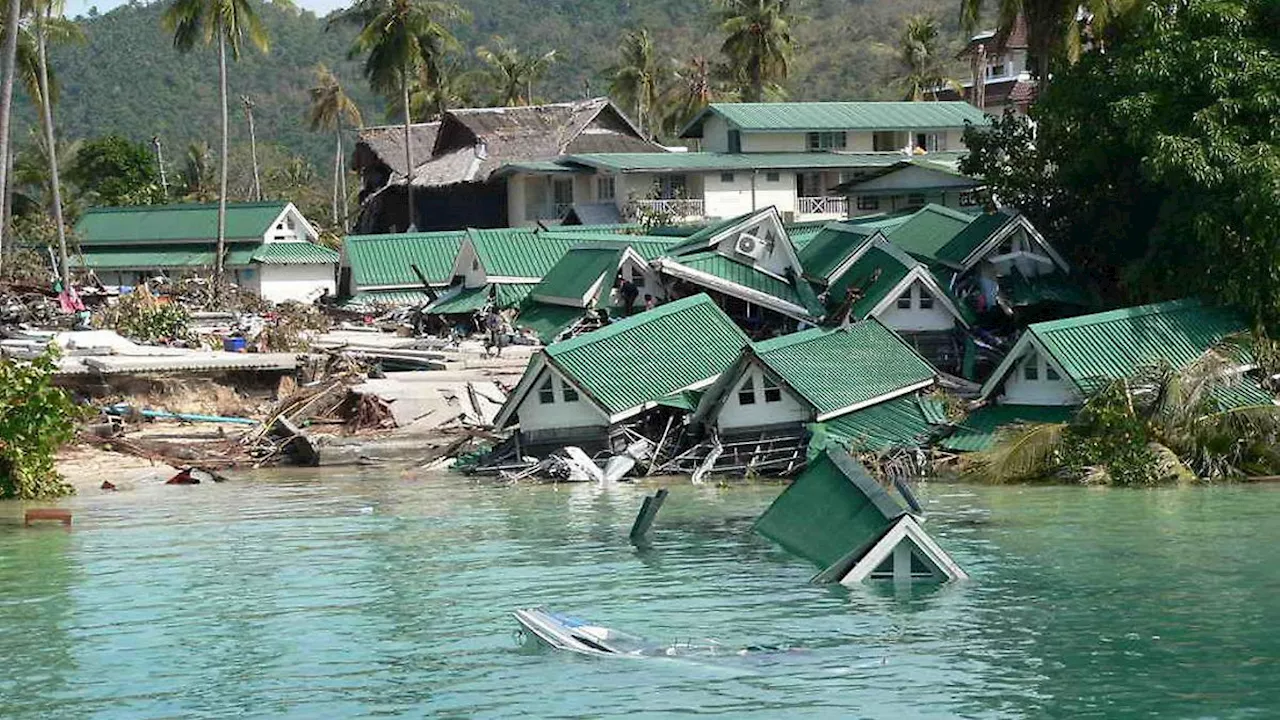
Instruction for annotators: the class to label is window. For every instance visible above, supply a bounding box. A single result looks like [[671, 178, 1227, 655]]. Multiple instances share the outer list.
[[897, 290, 913, 309], [737, 376, 757, 406], [720, 172, 735, 184], [562, 383, 579, 402], [596, 175, 615, 201], [915, 133, 946, 152], [797, 172, 824, 197], [765, 171, 780, 182], [1024, 353, 1040, 381], [856, 195, 880, 211], [918, 288, 934, 309], [657, 174, 687, 199], [763, 376, 782, 403], [472, 258, 480, 271], [1046, 364, 1061, 381], [727, 129, 741, 153], [873, 131, 899, 151], [553, 178, 574, 207], [806, 131, 847, 151], [538, 377, 555, 404]]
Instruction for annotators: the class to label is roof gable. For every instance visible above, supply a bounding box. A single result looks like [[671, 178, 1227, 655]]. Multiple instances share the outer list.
[[838, 160, 979, 195], [76, 202, 290, 245], [798, 222, 878, 282], [655, 251, 815, 319], [681, 102, 990, 137]]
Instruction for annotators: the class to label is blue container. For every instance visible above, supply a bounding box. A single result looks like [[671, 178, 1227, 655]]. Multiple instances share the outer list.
[[223, 336, 247, 353]]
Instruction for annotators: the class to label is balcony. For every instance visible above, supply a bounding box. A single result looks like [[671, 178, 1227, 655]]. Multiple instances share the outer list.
[[528, 202, 574, 221], [797, 196, 847, 218], [626, 198, 705, 220]]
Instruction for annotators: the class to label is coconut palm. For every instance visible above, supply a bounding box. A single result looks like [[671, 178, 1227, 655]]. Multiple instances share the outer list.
[[897, 15, 961, 101], [163, 0, 269, 294], [330, 0, 464, 233], [475, 36, 556, 107], [662, 54, 733, 137], [715, 0, 797, 103], [958, 0, 1146, 80], [179, 141, 217, 202], [308, 65, 363, 229], [404, 55, 478, 121], [606, 28, 665, 138], [32, 0, 84, 287], [13, 128, 80, 214]]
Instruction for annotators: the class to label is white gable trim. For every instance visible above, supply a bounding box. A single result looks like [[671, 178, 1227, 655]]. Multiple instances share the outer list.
[[823, 231, 885, 287], [606, 373, 724, 424], [839, 514, 968, 584], [813, 379, 935, 423], [495, 354, 612, 430], [866, 267, 971, 328], [978, 331, 1080, 401], [961, 215, 1069, 273], [266, 204, 320, 244]]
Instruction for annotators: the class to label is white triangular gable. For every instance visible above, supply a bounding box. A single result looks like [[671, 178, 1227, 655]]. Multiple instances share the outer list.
[[839, 514, 968, 584], [709, 207, 805, 282]]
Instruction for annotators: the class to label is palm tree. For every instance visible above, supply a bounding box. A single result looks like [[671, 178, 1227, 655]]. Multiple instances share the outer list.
[[475, 36, 556, 107], [13, 128, 81, 214], [330, 0, 464, 234], [307, 64, 363, 229], [179, 141, 217, 202], [662, 55, 732, 137], [241, 95, 262, 201], [33, 0, 83, 288], [606, 28, 664, 138], [715, 0, 797, 103], [404, 57, 477, 121], [163, 0, 269, 295], [0, 0, 21, 268], [897, 15, 961, 101]]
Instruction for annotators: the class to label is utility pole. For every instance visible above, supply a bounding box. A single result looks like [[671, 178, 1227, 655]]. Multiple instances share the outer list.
[[152, 135, 168, 197], [241, 95, 262, 201]]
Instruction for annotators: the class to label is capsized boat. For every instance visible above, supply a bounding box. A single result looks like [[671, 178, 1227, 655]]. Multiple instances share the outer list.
[[512, 608, 651, 657]]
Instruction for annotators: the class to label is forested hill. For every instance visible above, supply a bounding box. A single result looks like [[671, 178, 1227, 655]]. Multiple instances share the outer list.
[[24, 0, 967, 167]]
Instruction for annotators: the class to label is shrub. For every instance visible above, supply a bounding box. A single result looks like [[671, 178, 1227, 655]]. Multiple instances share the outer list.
[[0, 350, 78, 499]]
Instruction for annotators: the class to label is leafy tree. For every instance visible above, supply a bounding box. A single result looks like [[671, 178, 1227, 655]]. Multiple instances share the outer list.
[[163, 0, 270, 295], [68, 134, 164, 206], [405, 54, 478, 121], [896, 15, 958, 101], [331, 0, 465, 232], [715, 0, 797, 102], [307, 64, 362, 229], [962, 0, 1280, 326], [0, 349, 78, 499], [475, 35, 556, 106], [14, 128, 81, 220], [606, 28, 665, 137]]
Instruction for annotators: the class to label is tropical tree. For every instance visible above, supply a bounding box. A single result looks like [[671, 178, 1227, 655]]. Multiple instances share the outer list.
[[0, 0, 23, 267], [67, 134, 164, 206], [404, 55, 478, 121], [896, 15, 960, 101], [32, 0, 83, 288], [662, 54, 734, 136], [307, 63, 363, 228], [475, 35, 556, 106], [179, 141, 217, 202], [605, 28, 665, 137], [715, 0, 797, 102], [241, 94, 262, 201], [330, 0, 464, 233], [163, 0, 270, 295], [14, 129, 81, 215]]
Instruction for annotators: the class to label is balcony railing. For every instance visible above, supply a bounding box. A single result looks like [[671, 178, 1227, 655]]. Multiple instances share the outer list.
[[528, 202, 574, 220], [797, 196, 847, 217], [627, 198, 705, 219]]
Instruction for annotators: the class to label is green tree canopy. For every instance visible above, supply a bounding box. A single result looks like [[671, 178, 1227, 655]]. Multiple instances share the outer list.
[[68, 134, 163, 206]]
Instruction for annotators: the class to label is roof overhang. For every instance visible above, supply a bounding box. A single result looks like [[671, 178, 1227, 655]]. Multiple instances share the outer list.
[[866, 266, 972, 329], [961, 214, 1069, 273]]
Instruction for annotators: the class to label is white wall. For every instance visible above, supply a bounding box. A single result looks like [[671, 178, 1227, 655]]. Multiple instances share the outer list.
[[1000, 348, 1078, 405], [703, 171, 760, 217], [517, 369, 610, 432], [742, 132, 805, 152], [873, 279, 957, 331], [258, 263, 336, 304], [507, 175, 529, 226], [717, 365, 812, 431], [711, 213, 798, 279]]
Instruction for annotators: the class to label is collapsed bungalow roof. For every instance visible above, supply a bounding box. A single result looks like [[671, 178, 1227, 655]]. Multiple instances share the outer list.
[[885, 203, 1067, 272]]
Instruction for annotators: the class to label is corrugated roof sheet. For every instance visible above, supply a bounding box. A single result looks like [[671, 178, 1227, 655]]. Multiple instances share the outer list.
[[663, 252, 805, 310], [513, 302, 585, 344], [685, 102, 989, 134], [1027, 299, 1248, 390], [826, 242, 913, 319], [468, 229, 595, 279], [884, 204, 979, 265], [76, 202, 288, 245], [798, 222, 877, 282], [338, 289, 434, 310], [753, 321, 935, 418], [942, 404, 1074, 452], [344, 231, 466, 288], [817, 394, 944, 452], [566, 151, 967, 173], [75, 244, 258, 269], [1004, 268, 1095, 308], [428, 285, 492, 314], [935, 210, 1013, 265], [531, 247, 622, 305], [546, 294, 749, 415], [540, 232, 680, 260], [251, 242, 339, 265]]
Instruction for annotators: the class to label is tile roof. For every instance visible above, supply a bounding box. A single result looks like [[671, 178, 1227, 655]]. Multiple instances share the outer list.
[[565, 151, 968, 173], [531, 247, 623, 306], [76, 202, 289, 245], [682, 102, 989, 136], [816, 394, 946, 452], [752, 320, 936, 419], [543, 294, 750, 416], [250, 242, 339, 265], [343, 231, 467, 288]]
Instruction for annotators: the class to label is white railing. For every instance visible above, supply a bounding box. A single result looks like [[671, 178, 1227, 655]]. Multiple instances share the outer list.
[[529, 203, 573, 220], [627, 198, 705, 218], [797, 196, 847, 216]]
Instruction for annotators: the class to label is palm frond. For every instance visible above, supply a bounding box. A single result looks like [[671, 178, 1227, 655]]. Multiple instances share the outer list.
[[964, 421, 1067, 483]]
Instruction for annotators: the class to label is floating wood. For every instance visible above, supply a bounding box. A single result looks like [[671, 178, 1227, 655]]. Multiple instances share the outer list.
[[629, 488, 669, 545]]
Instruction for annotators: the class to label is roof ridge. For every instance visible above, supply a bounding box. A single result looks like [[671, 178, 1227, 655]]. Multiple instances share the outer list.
[[1030, 298, 1209, 334], [82, 201, 287, 214]]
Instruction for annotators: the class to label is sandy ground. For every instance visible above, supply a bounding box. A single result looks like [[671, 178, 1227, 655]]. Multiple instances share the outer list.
[[56, 443, 182, 494]]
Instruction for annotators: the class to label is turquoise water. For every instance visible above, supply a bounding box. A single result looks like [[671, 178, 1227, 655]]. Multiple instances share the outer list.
[[1, 472, 1278, 719]]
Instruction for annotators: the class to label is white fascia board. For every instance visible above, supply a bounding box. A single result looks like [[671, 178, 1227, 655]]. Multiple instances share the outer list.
[[655, 258, 811, 320], [814, 378, 935, 422], [866, 267, 969, 327], [351, 282, 447, 292], [493, 354, 548, 429], [962, 215, 1069, 273], [977, 332, 1083, 401], [484, 275, 541, 285], [839, 514, 968, 584], [824, 232, 883, 287], [606, 373, 724, 424], [448, 238, 478, 281]]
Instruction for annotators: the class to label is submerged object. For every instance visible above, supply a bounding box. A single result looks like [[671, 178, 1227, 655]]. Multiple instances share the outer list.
[[513, 608, 649, 657]]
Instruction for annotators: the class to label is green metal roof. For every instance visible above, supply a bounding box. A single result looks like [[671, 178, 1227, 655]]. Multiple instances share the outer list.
[[513, 302, 585, 344], [495, 283, 536, 307], [815, 394, 945, 452], [942, 404, 1075, 452], [798, 222, 877, 282], [76, 202, 289, 245], [656, 389, 703, 412], [826, 242, 914, 318], [1014, 299, 1249, 393], [250, 242, 339, 265], [338, 288, 434, 310], [753, 448, 903, 571], [753, 321, 935, 419], [663, 252, 807, 311], [683, 101, 989, 136], [934, 209, 1014, 265], [344, 231, 466, 288], [467, 229, 637, 279], [564, 151, 967, 174], [428, 285, 492, 314], [540, 232, 680, 260], [884, 204, 981, 266], [75, 244, 258, 269], [545, 294, 750, 415], [531, 247, 623, 305]]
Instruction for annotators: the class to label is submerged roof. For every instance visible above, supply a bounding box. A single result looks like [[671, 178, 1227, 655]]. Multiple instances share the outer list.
[[941, 404, 1075, 452], [76, 202, 292, 245], [343, 231, 467, 288], [752, 321, 936, 420], [681, 102, 989, 136], [539, 294, 750, 417]]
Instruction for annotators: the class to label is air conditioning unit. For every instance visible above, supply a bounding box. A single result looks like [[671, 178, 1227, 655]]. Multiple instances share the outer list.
[[734, 232, 768, 260]]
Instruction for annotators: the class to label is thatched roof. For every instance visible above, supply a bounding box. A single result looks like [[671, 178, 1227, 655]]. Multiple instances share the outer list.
[[352, 121, 440, 180]]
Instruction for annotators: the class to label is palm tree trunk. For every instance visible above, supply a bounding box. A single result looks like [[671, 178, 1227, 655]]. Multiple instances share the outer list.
[[339, 140, 349, 233], [750, 57, 762, 102], [216, 30, 228, 293], [245, 99, 261, 201], [35, 10, 68, 289], [402, 60, 414, 232], [332, 127, 340, 226], [0, 0, 21, 272]]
